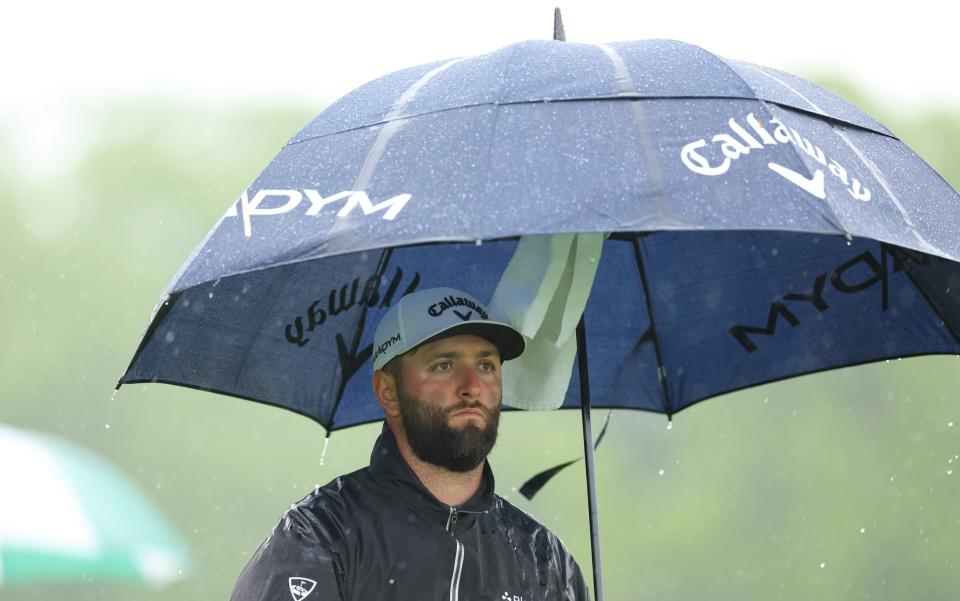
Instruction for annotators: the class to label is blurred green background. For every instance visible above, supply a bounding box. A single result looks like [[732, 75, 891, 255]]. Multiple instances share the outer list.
[[1, 74, 958, 600]]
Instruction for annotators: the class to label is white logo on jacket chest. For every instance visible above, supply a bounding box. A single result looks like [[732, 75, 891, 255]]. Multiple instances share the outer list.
[[501, 592, 524, 601], [289, 577, 317, 601]]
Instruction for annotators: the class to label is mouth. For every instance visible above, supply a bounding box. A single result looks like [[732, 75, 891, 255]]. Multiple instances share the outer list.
[[450, 407, 487, 420]]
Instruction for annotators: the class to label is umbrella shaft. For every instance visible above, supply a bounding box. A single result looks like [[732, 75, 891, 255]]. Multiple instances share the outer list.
[[576, 318, 604, 601]]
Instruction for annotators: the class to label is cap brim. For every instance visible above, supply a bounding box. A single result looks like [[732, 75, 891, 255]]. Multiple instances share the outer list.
[[417, 321, 525, 362]]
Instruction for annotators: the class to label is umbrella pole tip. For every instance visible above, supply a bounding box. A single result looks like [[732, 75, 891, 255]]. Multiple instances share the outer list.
[[553, 7, 566, 41]]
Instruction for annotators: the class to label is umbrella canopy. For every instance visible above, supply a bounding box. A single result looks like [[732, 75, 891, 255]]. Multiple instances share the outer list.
[[0, 424, 190, 587], [117, 34, 960, 601], [119, 38, 960, 429]]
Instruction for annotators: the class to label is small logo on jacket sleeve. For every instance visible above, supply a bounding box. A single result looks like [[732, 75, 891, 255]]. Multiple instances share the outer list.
[[289, 577, 317, 601]]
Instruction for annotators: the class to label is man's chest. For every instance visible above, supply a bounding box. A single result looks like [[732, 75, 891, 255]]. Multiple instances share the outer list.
[[345, 520, 549, 601]]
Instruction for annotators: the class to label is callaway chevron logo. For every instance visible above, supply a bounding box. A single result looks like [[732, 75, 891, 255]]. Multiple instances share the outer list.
[[427, 295, 488, 320], [680, 113, 872, 203]]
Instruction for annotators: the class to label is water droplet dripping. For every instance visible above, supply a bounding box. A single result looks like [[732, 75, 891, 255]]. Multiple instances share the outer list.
[[319, 436, 330, 466]]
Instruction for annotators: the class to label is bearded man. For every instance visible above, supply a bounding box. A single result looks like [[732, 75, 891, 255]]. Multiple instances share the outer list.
[[230, 287, 589, 601]]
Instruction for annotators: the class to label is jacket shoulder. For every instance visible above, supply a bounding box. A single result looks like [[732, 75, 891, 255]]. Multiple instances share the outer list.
[[229, 470, 370, 601], [493, 495, 592, 601], [494, 495, 558, 538], [283, 470, 368, 543]]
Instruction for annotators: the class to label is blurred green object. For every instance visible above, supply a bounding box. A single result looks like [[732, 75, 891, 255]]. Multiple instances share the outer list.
[[0, 424, 190, 587]]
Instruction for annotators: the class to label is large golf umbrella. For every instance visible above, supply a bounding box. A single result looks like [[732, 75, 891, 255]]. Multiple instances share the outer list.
[[118, 29, 960, 601], [0, 424, 190, 587]]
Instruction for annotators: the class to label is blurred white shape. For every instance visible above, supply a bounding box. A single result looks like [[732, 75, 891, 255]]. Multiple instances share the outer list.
[[0, 425, 101, 556], [135, 546, 183, 587], [0, 423, 190, 587]]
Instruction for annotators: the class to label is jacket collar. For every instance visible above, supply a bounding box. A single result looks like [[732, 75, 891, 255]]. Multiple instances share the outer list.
[[368, 423, 496, 522]]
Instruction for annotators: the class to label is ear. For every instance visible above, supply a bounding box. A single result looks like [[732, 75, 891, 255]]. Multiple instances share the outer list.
[[373, 370, 401, 418]]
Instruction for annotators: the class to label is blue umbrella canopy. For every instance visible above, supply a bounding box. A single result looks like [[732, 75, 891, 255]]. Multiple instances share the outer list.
[[119, 38, 960, 430]]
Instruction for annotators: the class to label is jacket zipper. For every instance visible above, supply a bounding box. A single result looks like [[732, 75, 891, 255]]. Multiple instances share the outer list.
[[445, 505, 488, 601], [447, 505, 488, 531], [445, 506, 458, 532], [446, 507, 463, 601], [448, 538, 464, 601]]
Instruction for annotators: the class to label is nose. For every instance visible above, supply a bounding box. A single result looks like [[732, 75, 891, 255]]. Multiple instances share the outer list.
[[457, 367, 482, 402]]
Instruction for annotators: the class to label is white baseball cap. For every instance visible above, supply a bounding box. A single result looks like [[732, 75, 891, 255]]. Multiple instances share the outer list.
[[372, 287, 525, 370]]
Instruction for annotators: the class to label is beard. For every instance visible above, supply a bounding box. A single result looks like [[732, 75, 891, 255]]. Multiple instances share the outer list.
[[396, 383, 500, 473]]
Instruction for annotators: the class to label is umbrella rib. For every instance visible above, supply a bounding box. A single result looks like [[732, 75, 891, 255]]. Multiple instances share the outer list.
[[288, 96, 895, 148], [117, 292, 180, 389], [749, 60, 943, 254], [229, 266, 309, 392], [596, 44, 677, 228], [631, 234, 674, 418], [834, 130, 942, 256], [882, 243, 960, 347], [322, 58, 467, 246], [734, 62, 831, 119], [324, 247, 395, 429], [757, 100, 854, 237], [119, 376, 330, 428]]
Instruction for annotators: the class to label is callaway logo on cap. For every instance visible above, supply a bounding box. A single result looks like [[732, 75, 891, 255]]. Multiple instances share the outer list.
[[372, 287, 525, 370]]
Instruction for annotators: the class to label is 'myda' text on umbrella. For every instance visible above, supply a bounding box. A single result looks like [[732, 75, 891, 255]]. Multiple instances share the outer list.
[[681, 113, 872, 203], [225, 188, 413, 238], [730, 245, 930, 352]]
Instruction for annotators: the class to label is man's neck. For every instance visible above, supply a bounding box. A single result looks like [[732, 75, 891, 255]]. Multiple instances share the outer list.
[[391, 426, 485, 507]]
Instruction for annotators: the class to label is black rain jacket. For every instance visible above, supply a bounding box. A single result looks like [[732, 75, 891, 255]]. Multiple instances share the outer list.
[[230, 425, 590, 601]]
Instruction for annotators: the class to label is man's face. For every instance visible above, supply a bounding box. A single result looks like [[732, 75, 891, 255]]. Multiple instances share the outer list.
[[392, 334, 502, 472]]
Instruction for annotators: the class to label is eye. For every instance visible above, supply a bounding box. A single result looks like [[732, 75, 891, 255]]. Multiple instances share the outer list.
[[478, 360, 498, 373], [432, 361, 452, 372]]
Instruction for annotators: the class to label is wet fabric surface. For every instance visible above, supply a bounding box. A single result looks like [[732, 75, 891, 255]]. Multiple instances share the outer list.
[[229, 426, 589, 601]]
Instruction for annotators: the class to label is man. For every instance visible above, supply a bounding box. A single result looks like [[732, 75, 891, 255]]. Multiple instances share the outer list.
[[231, 287, 590, 601]]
